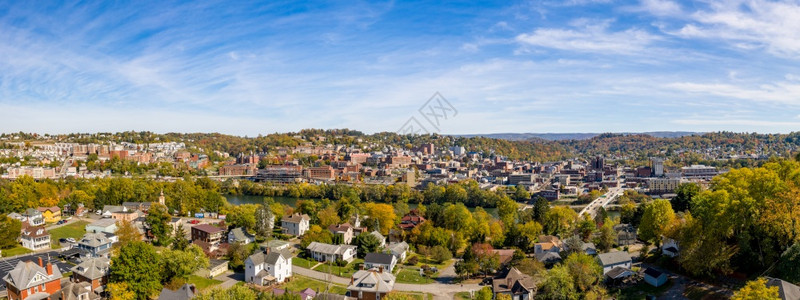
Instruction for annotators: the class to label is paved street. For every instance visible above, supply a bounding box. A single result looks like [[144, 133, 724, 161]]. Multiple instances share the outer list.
[[293, 265, 480, 299], [0, 251, 71, 291]]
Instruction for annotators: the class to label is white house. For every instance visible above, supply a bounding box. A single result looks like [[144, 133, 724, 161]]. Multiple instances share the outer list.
[[281, 213, 310, 237], [20, 222, 50, 251], [328, 223, 355, 244], [364, 253, 397, 272], [597, 252, 632, 275], [662, 237, 679, 258], [245, 249, 292, 285], [307, 242, 357, 263], [228, 227, 256, 245], [86, 219, 118, 234], [387, 242, 409, 263]]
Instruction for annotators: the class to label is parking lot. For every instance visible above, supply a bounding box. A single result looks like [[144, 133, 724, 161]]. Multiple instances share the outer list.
[[0, 251, 72, 291]]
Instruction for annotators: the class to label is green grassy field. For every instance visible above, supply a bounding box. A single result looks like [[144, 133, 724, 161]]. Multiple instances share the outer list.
[[1, 245, 33, 257], [312, 259, 362, 278], [187, 275, 222, 290], [292, 257, 317, 269], [282, 275, 347, 294], [395, 267, 435, 284], [50, 221, 89, 249]]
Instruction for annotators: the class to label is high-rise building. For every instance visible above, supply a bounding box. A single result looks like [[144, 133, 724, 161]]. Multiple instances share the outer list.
[[651, 158, 664, 177]]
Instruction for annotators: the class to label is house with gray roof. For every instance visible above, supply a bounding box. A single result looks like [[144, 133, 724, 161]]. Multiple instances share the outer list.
[[387, 242, 409, 262], [281, 213, 310, 236], [71, 257, 110, 292], [348, 268, 396, 300], [77, 232, 113, 257], [228, 227, 255, 245], [493, 267, 535, 300], [307, 242, 357, 263], [364, 253, 397, 272], [3, 257, 62, 300], [52, 280, 100, 300], [766, 277, 800, 300], [245, 249, 293, 285], [261, 240, 291, 252], [597, 251, 632, 275], [85, 218, 118, 234], [158, 283, 196, 300]]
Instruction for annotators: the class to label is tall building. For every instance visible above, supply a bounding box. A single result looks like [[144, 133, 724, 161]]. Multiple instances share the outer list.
[[651, 158, 664, 177], [592, 156, 605, 170]]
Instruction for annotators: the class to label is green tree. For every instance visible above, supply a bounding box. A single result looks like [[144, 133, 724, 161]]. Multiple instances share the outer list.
[[171, 224, 189, 251], [543, 206, 577, 236], [430, 245, 453, 264], [162, 244, 209, 283], [107, 282, 136, 300], [732, 278, 780, 300], [531, 196, 550, 223], [638, 199, 675, 246], [475, 286, 493, 300], [513, 185, 531, 201], [115, 219, 142, 248], [353, 233, 382, 258], [672, 182, 700, 212], [0, 215, 22, 249], [196, 285, 258, 300], [777, 243, 800, 285], [145, 203, 172, 246], [253, 204, 274, 238], [110, 241, 164, 299], [564, 253, 602, 293], [594, 218, 617, 252], [537, 265, 577, 300]]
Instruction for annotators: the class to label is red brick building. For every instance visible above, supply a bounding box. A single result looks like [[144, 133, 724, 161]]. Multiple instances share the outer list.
[[3, 257, 62, 300]]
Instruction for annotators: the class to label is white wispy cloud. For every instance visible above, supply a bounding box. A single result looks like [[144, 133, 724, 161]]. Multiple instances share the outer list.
[[515, 19, 660, 54], [666, 80, 800, 105], [671, 0, 800, 58]]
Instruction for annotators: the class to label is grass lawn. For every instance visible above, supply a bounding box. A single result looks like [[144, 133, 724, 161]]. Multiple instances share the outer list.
[[187, 275, 222, 290], [388, 292, 434, 300], [292, 257, 317, 269], [615, 281, 673, 300], [50, 221, 89, 249], [395, 267, 435, 284], [283, 275, 347, 294], [406, 255, 453, 270], [312, 259, 363, 278], [454, 292, 471, 300], [1, 245, 33, 257]]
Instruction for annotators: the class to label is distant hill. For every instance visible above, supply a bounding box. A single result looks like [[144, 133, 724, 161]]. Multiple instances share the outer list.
[[456, 132, 702, 141]]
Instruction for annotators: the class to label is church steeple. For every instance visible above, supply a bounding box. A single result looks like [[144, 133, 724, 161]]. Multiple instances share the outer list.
[[158, 189, 165, 206]]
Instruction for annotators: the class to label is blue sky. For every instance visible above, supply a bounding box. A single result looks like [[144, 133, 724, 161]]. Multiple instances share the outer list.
[[1, 0, 800, 135]]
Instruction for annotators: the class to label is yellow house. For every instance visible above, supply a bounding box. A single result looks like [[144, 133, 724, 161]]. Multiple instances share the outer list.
[[37, 206, 62, 223]]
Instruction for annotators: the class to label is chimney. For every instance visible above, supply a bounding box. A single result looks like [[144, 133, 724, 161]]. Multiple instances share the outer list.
[[38, 257, 43, 267], [350, 276, 354, 285], [265, 247, 271, 254], [378, 266, 383, 273], [359, 264, 364, 270], [46, 262, 53, 275]]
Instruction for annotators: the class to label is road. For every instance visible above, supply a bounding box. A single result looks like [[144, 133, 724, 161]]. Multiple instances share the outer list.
[[0, 251, 72, 292], [578, 187, 623, 218], [293, 265, 481, 299]]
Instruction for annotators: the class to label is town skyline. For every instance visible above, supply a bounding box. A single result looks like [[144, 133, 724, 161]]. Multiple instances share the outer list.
[[2, 0, 800, 135]]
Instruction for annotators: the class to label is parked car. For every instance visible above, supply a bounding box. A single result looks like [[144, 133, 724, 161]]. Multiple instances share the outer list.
[[189, 220, 200, 224], [66, 238, 76, 243], [59, 238, 68, 243]]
